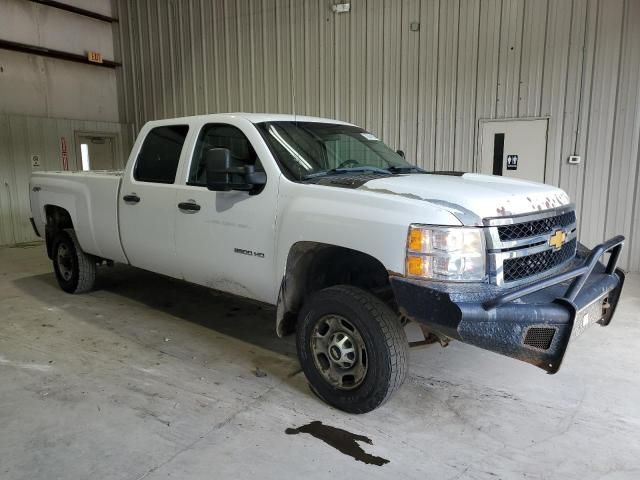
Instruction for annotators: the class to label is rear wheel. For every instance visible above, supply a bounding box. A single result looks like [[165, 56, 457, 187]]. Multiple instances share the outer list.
[[296, 285, 408, 413], [52, 229, 96, 294]]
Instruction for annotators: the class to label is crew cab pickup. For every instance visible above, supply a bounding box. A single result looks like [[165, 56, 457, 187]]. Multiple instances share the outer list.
[[29, 113, 626, 413]]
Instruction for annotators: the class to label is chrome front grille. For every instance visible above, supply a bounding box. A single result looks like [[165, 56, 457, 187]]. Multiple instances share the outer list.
[[485, 205, 578, 286], [498, 210, 576, 241], [503, 238, 577, 282]]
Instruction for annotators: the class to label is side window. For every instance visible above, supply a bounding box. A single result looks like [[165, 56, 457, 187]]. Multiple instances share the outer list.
[[188, 124, 263, 186], [134, 125, 189, 184]]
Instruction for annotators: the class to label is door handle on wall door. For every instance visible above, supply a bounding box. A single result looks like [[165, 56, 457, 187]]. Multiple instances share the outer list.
[[123, 194, 140, 204], [178, 201, 201, 213]]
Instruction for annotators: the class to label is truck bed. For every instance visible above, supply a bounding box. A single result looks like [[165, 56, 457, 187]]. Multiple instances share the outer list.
[[30, 170, 128, 264]]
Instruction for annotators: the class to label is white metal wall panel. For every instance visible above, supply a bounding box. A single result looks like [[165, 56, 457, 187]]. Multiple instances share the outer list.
[[113, 0, 640, 271], [349, 0, 367, 128], [434, 0, 459, 171], [579, 0, 624, 248], [399, 0, 421, 162], [365, 0, 385, 139], [454, 0, 480, 172], [0, 114, 130, 246], [564, 0, 599, 226], [381, 0, 402, 147], [415, 0, 439, 170], [475, 0, 501, 121], [540, 0, 571, 188], [496, 0, 524, 118], [605, 0, 640, 269], [518, 0, 547, 117]]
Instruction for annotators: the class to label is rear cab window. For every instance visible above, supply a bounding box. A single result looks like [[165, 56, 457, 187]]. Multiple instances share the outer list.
[[134, 125, 189, 184]]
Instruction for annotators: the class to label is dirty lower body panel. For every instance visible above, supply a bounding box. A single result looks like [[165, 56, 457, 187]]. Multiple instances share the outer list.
[[391, 237, 625, 373]]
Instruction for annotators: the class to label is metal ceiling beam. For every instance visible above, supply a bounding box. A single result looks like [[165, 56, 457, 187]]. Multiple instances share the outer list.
[[27, 0, 118, 23], [0, 39, 120, 69]]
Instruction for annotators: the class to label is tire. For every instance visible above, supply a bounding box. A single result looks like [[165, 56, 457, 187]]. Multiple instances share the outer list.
[[296, 285, 409, 413], [52, 228, 96, 294]]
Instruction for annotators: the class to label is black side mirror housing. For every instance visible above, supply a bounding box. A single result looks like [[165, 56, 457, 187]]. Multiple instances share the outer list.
[[205, 148, 266, 193], [396, 149, 405, 158]]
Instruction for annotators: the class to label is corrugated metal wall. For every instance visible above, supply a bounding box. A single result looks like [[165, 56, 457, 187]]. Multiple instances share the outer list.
[[0, 114, 132, 245], [114, 0, 640, 271]]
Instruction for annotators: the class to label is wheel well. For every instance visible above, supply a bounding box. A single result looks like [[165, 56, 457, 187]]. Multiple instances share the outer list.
[[276, 242, 393, 336], [44, 205, 74, 259]]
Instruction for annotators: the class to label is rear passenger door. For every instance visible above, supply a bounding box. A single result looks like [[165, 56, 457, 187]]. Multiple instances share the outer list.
[[119, 124, 190, 278]]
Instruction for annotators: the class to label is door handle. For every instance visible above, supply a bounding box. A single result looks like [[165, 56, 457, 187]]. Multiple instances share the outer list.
[[123, 194, 140, 204], [178, 201, 201, 213]]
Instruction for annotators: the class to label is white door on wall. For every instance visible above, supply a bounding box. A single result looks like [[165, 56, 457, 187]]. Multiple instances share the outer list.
[[76, 134, 118, 171], [479, 119, 548, 183]]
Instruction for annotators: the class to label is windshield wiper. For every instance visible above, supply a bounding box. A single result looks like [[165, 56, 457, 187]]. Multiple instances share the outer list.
[[303, 166, 391, 180], [386, 165, 426, 174]]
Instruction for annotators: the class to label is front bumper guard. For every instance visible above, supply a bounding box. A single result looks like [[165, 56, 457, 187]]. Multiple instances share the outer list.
[[391, 236, 626, 373]]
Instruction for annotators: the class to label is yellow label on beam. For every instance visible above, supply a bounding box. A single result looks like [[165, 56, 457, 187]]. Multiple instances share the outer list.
[[88, 51, 103, 63]]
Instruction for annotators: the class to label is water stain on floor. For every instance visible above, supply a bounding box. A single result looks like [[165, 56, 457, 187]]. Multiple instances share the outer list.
[[285, 420, 389, 466]]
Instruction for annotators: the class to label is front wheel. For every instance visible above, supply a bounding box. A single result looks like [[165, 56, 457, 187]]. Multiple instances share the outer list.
[[52, 229, 96, 294], [296, 285, 408, 413]]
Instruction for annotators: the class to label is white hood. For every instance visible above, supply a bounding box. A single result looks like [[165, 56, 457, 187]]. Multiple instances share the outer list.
[[359, 173, 571, 225]]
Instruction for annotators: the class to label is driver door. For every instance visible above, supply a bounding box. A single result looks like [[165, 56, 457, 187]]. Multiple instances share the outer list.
[[173, 122, 278, 303]]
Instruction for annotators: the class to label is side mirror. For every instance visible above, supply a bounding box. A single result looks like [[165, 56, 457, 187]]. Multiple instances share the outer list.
[[205, 148, 266, 192], [396, 149, 405, 158]]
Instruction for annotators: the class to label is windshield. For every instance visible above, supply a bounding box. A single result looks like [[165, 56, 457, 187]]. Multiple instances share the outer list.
[[256, 121, 415, 181]]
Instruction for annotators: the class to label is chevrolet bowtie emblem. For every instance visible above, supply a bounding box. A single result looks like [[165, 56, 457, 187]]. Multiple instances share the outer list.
[[549, 230, 567, 250]]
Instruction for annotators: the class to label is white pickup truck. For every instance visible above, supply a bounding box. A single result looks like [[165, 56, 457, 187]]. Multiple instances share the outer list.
[[29, 113, 626, 413]]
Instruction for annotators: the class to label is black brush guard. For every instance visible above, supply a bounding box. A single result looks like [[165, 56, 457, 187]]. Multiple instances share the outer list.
[[390, 236, 626, 373]]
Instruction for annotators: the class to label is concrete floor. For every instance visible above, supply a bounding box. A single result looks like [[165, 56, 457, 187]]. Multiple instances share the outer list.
[[1, 243, 639, 480]]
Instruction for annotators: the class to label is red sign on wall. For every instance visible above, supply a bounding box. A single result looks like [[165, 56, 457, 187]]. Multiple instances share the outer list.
[[60, 137, 69, 170]]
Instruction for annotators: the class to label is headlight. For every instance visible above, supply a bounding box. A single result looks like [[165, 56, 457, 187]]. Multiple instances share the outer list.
[[406, 225, 486, 282]]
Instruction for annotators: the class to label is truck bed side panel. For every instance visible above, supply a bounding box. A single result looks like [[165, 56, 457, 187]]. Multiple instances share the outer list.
[[30, 171, 128, 263]]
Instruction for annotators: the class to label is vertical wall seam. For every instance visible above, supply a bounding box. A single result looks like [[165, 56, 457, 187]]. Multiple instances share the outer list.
[[125, 0, 140, 129], [114, 1, 130, 124], [578, 0, 601, 232], [472, 0, 482, 172], [494, 0, 504, 117], [538, 0, 549, 117], [289, 0, 296, 116], [412, 0, 421, 162], [603, 0, 628, 241], [235, 0, 243, 111], [200, 0, 209, 113], [158, 1, 168, 117], [629, 124, 640, 269], [572, 0, 589, 155], [223, 0, 231, 111], [168, 2, 177, 116], [145, 0, 157, 120], [177, 1, 187, 115], [452, 0, 460, 167], [539, 0, 550, 116], [557, 0, 576, 189], [516, 0, 526, 117], [188, 0, 198, 113], [261, 0, 268, 112]]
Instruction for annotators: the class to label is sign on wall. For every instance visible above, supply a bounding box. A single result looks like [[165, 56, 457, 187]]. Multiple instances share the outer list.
[[506, 154, 519, 171], [60, 137, 69, 170], [31, 154, 41, 169], [87, 51, 103, 64]]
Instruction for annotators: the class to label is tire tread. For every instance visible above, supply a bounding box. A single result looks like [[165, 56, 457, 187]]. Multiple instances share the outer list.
[[297, 285, 408, 413], [62, 228, 96, 293]]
